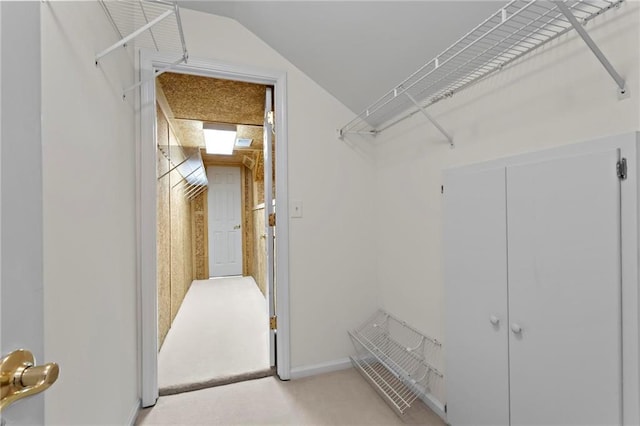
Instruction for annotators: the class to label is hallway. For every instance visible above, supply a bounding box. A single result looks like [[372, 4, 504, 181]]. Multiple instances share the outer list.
[[158, 277, 271, 395]]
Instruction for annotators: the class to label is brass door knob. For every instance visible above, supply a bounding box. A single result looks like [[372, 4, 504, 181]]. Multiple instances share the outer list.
[[0, 349, 59, 412]]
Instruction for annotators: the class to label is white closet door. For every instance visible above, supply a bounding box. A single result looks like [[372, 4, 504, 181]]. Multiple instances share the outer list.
[[444, 167, 510, 426], [507, 150, 622, 426], [208, 166, 243, 277]]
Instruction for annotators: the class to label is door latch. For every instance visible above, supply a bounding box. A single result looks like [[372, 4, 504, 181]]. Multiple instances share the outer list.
[[0, 349, 59, 412]]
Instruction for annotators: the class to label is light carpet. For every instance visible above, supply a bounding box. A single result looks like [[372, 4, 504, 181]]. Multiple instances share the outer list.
[[137, 368, 446, 425], [158, 277, 271, 395]]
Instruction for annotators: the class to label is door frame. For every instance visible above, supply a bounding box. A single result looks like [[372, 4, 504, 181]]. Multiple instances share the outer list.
[[138, 50, 291, 407]]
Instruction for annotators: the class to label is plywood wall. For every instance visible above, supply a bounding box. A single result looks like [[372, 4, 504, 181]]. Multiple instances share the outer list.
[[252, 206, 267, 295], [157, 106, 172, 346], [241, 167, 254, 278], [157, 148, 171, 346], [157, 104, 196, 349], [191, 191, 208, 280]]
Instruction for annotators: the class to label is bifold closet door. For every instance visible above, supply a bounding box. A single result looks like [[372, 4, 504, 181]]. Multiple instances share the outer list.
[[507, 150, 622, 426], [444, 167, 510, 426]]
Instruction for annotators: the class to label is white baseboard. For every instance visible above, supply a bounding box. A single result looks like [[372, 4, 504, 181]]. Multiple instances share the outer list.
[[420, 392, 447, 423], [126, 399, 141, 426], [289, 357, 352, 379]]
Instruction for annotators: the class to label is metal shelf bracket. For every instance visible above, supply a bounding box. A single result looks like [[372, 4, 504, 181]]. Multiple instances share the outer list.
[[122, 54, 187, 99], [95, 8, 175, 65], [337, 128, 379, 139], [404, 92, 454, 148], [555, 1, 627, 97]]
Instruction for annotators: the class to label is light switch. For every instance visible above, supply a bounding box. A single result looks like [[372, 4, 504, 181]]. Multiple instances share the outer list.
[[290, 199, 303, 218]]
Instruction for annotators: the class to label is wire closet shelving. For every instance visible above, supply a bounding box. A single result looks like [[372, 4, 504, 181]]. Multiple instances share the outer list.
[[158, 145, 208, 200], [338, 0, 627, 146], [349, 310, 444, 416], [96, 0, 188, 97]]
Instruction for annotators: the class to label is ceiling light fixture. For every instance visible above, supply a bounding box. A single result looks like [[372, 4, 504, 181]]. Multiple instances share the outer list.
[[203, 123, 237, 155]]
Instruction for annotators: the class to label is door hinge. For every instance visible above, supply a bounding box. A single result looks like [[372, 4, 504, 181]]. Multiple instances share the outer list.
[[267, 111, 274, 126], [617, 158, 627, 180], [268, 213, 276, 227], [270, 316, 277, 330]]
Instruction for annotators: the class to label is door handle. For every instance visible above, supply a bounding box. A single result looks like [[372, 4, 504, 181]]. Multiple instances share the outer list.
[[0, 349, 59, 412], [233, 224, 241, 230], [510, 323, 523, 334], [489, 315, 500, 326]]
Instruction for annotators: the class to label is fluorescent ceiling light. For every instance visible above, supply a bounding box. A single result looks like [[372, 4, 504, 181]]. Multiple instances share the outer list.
[[203, 123, 237, 155]]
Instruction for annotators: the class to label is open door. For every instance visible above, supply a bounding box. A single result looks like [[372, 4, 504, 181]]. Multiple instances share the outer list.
[[1, 3, 58, 423], [263, 87, 276, 367]]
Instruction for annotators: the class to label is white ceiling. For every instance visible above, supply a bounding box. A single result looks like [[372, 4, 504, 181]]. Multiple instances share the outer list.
[[178, 1, 508, 115]]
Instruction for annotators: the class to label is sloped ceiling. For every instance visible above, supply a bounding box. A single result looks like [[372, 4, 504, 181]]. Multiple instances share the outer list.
[[178, 1, 508, 114]]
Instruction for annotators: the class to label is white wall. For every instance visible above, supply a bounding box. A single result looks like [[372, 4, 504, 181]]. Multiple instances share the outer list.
[[41, 2, 138, 424], [373, 3, 640, 345], [179, 9, 378, 368]]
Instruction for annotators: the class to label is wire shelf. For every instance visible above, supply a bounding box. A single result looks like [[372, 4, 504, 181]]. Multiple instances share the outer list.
[[97, 0, 186, 62], [349, 309, 444, 416], [339, 0, 624, 137], [97, 0, 188, 96], [158, 144, 208, 200]]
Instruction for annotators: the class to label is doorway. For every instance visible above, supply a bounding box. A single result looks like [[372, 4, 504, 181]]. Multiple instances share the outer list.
[[154, 71, 274, 394], [139, 52, 290, 407]]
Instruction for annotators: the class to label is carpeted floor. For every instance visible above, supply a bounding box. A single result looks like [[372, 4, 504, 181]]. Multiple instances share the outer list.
[[158, 277, 271, 395], [137, 368, 446, 425]]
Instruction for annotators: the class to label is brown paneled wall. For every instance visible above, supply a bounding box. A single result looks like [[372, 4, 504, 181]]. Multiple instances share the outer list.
[[252, 205, 267, 295], [157, 105, 196, 348], [191, 191, 208, 280]]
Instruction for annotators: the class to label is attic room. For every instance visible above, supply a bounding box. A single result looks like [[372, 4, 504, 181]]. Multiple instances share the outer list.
[[1, 1, 639, 425]]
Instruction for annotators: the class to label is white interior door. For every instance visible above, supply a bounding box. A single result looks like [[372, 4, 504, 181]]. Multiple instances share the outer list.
[[207, 166, 243, 277], [1, 2, 47, 424], [507, 150, 622, 426], [444, 167, 510, 426], [264, 87, 276, 367]]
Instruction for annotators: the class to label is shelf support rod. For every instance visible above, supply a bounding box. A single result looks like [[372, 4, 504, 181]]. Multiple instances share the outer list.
[[555, 1, 627, 95], [157, 153, 190, 180], [122, 55, 187, 98], [404, 92, 454, 148], [95, 8, 175, 64]]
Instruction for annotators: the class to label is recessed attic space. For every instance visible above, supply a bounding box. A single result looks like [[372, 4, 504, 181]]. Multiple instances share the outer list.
[[155, 71, 275, 365]]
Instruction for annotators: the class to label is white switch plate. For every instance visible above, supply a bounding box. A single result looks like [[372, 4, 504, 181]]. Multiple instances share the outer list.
[[290, 199, 303, 218]]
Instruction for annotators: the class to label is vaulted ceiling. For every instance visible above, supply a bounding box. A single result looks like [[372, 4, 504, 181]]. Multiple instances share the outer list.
[[178, 1, 508, 114]]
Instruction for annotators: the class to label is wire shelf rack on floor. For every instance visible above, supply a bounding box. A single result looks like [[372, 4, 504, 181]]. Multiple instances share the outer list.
[[97, 0, 188, 96], [349, 310, 444, 416], [339, 0, 626, 144]]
